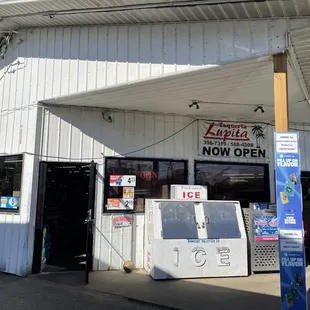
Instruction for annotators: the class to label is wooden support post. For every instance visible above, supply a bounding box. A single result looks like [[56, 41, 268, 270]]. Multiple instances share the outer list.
[[273, 53, 288, 132]]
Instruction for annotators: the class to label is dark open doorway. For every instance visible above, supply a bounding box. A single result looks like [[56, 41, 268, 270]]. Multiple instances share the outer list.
[[32, 162, 96, 275]]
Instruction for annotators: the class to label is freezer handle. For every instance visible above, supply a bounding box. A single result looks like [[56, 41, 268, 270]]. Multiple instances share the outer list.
[[205, 216, 210, 224]]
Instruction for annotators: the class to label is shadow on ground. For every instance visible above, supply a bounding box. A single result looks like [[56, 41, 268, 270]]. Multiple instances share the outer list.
[[87, 270, 282, 310]]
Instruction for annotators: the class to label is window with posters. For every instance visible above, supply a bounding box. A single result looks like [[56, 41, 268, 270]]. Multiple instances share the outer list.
[[195, 161, 270, 208], [0, 155, 23, 212], [104, 157, 188, 212]]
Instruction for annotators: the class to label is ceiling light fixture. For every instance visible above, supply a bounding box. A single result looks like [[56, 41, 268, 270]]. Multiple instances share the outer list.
[[189, 100, 200, 110], [254, 105, 265, 113]]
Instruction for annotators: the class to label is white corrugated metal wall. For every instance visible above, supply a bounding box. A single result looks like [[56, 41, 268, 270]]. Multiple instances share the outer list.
[[0, 18, 309, 274]]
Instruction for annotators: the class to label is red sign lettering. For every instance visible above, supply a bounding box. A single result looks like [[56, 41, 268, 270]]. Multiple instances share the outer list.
[[204, 122, 250, 142], [139, 171, 158, 179], [182, 191, 201, 199]]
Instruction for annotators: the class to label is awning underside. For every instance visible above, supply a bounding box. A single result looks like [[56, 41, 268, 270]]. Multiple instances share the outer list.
[[41, 55, 309, 123]]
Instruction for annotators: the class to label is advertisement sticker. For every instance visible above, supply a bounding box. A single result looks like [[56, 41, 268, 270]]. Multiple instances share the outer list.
[[106, 198, 134, 210], [109, 175, 136, 187], [0, 196, 19, 210], [123, 187, 135, 199], [275, 132, 307, 310], [254, 215, 278, 241], [112, 215, 132, 228], [199, 121, 268, 159], [252, 203, 277, 211]]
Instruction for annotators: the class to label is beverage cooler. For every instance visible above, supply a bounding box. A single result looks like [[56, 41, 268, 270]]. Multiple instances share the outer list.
[[144, 199, 248, 280]]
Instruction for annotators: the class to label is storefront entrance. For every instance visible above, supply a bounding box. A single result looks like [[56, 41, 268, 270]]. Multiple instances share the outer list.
[[32, 162, 96, 278]]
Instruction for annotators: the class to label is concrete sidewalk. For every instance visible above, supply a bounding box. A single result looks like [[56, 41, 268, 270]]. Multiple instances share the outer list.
[[87, 269, 310, 310]]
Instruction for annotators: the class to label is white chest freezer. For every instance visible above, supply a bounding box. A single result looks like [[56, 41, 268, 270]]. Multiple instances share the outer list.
[[144, 199, 248, 280]]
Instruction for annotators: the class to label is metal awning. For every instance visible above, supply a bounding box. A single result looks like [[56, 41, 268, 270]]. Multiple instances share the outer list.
[[41, 55, 309, 123], [0, 0, 309, 31]]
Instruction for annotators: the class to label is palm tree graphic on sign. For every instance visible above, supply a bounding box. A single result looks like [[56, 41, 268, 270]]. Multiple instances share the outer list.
[[251, 125, 265, 148]]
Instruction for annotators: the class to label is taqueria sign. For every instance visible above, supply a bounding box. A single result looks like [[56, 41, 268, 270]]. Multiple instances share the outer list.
[[198, 121, 268, 159]]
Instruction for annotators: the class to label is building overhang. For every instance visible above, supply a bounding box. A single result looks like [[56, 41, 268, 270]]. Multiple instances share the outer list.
[[0, 0, 310, 31], [40, 55, 309, 123]]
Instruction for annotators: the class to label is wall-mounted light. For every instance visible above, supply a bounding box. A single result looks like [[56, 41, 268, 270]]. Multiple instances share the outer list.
[[189, 100, 200, 110], [254, 105, 265, 113]]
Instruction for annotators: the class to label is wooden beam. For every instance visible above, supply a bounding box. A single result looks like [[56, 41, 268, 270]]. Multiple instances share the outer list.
[[273, 53, 288, 132]]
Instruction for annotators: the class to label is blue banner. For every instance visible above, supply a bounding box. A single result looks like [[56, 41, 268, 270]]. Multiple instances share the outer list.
[[275, 132, 307, 310], [254, 215, 278, 241]]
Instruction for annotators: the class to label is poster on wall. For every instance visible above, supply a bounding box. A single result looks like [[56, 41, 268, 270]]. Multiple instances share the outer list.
[[110, 175, 136, 187], [251, 203, 277, 211], [112, 215, 132, 228], [198, 121, 268, 159], [106, 198, 134, 210], [0, 196, 19, 210], [123, 187, 135, 199], [275, 132, 307, 310], [254, 215, 278, 241]]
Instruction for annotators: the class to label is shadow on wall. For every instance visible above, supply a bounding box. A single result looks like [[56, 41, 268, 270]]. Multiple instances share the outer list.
[[42, 106, 194, 160], [0, 24, 252, 68], [88, 268, 283, 310], [0, 222, 30, 277]]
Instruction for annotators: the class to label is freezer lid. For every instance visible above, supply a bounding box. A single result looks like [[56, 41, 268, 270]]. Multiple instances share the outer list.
[[159, 202, 199, 240]]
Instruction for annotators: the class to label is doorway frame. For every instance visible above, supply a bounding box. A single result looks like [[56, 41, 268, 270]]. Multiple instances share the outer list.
[[32, 161, 96, 274]]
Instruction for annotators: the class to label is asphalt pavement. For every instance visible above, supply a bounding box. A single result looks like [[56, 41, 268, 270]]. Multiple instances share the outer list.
[[0, 272, 165, 310]]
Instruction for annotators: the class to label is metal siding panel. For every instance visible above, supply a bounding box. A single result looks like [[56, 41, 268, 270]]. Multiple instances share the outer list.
[[133, 113, 147, 157], [52, 28, 64, 97], [251, 20, 269, 55], [106, 26, 118, 87], [133, 214, 144, 269], [204, 22, 219, 65], [69, 27, 80, 94], [219, 21, 235, 62], [110, 218, 123, 269], [176, 23, 190, 71], [234, 21, 251, 60], [153, 113, 166, 158], [163, 24, 176, 74], [87, 27, 98, 90], [150, 24, 164, 77], [78, 27, 90, 92], [189, 23, 204, 67], [139, 25, 151, 80], [81, 109, 94, 160], [100, 214, 113, 270], [60, 28, 72, 96], [37, 28, 47, 101], [45, 28, 56, 100], [144, 113, 156, 158], [97, 26, 108, 88], [117, 26, 129, 85], [269, 19, 287, 54]]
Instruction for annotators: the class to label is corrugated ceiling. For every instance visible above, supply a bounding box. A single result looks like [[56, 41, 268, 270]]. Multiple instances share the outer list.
[[1, 0, 310, 30], [290, 26, 310, 95]]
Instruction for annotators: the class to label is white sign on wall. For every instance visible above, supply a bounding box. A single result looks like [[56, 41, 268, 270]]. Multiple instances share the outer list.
[[198, 121, 268, 159], [170, 185, 208, 200], [109, 175, 136, 187]]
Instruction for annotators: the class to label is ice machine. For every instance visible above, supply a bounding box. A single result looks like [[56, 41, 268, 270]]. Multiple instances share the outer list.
[[144, 199, 248, 280]]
